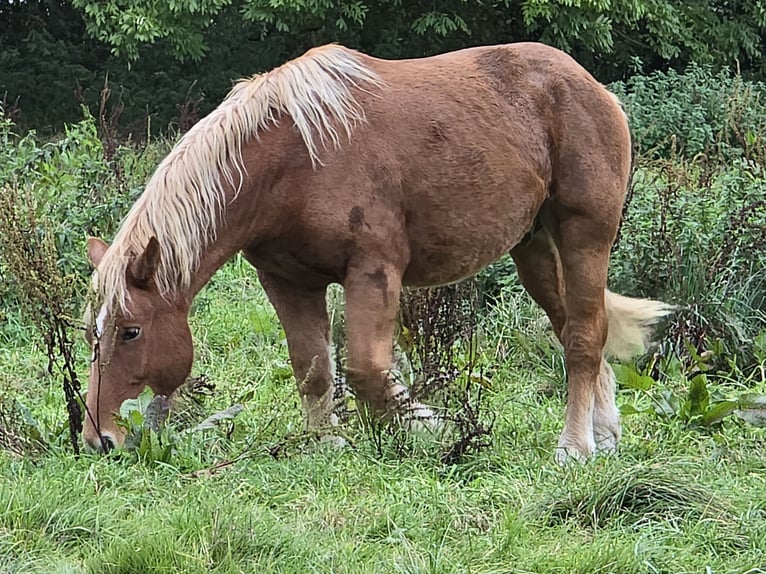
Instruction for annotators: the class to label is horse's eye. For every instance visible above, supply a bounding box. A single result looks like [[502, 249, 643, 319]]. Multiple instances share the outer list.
[[121, 327, 141, 341]]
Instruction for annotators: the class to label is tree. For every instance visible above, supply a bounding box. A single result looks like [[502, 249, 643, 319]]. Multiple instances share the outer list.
[[2, 0, 765, 135], [68, 0, 766, 78]]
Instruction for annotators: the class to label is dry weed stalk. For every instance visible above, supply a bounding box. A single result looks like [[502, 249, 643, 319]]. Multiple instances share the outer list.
[[0, 182, 84, 454]]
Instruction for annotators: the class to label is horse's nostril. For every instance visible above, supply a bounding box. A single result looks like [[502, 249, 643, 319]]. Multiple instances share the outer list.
[[101, 435, 115, 453]]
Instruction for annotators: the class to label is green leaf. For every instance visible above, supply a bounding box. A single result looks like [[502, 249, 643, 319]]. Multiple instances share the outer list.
[[129, 409, 144, 427], [119, 386, 155, 419], [138, 428, 152, 458], [753, 331, 766, 363], [655, 389, 681, 417], [619, 403, 646, 416], [701, 399, 738, 426], [16, 401, 45, 444], [688, 374, 710, 417], [613, 363, 655, 391]]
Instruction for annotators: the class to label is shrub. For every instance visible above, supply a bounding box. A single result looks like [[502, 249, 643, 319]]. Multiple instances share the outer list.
[[610, 63, 766, 161], [0, 106, 171, 308], [611, 157, 766, 369]]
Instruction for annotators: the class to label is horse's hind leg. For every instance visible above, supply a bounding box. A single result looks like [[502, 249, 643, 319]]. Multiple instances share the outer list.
[[548, 184, 625, 462], [510, 225, 566, 339], [511, 225, 620, 458], [255, 270, 338, 433]]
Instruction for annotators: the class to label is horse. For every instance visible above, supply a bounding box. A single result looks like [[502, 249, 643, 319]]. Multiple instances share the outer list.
[[81, 42, 670, 462]]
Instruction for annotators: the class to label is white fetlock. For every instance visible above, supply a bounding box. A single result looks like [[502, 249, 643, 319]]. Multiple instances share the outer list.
[[555, 428, 595, 465], [396, 402, 444, 436], [592, 360, 621, 454], [302, 387, 346, 446], [383, 371, 442, 435], [317, 430, 347, 448], [592, 427, 619, 455]]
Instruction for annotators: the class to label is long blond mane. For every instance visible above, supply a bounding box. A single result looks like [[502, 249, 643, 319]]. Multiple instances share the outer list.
[[94, 45, 381, 313]]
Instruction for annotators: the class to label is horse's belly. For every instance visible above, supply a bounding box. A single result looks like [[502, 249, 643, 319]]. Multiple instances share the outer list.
[[397, 145, 547, 287], [402, 220, 527, 287]]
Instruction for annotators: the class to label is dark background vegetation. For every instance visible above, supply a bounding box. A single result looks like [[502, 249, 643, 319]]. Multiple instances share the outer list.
[[2, 0, 766, 137]]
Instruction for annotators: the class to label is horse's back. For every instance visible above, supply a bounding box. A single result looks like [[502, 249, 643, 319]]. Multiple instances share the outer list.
[[320, 44, 627, 286]]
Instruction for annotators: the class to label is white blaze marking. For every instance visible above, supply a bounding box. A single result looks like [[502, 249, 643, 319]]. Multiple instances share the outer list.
[[95, 305, 107, 339]]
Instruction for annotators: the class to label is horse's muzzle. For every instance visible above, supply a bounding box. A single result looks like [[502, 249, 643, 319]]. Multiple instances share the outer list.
[[83, 431, 117, 454]]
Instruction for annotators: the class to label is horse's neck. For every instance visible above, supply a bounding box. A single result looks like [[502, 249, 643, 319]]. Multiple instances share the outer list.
[[185, 128, 290, 300], [186, 165, 263, 299]]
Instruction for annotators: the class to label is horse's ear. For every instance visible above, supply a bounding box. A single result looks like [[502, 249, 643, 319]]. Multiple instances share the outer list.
[[128, 237, 161, 288], [86, 237, 109, 268]]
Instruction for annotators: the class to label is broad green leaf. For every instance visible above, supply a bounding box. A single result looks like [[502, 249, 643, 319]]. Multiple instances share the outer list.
[[701, 400, 738, 426], [119, 386, 155, 419], [16, 401, 45, 444], [688, 374, 710, 417], [655, 389, 681, 417], [619, 403, 646, 416], [129, 409, 144, 427], [753, 331, 766, 363], [613, 364, 655, 391]]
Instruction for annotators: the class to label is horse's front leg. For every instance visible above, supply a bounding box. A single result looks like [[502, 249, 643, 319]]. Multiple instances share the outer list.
[[343, 258, 437, 430], [255, 269, 337, 433]]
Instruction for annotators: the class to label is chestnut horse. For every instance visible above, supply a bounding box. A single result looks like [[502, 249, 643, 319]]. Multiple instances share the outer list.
[[82, 42, 669, 462]]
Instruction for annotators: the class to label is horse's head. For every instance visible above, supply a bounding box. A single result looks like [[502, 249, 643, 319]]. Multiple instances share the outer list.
[[82, 237, 193, 452]]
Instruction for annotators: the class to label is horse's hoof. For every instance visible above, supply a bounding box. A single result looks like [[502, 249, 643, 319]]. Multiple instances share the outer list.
[[593, 426, 620, 454], [318, 432, 347, 448], [396, 402, 444, 436], [554, 446, 589, 466], [555, 433, 595, 465]]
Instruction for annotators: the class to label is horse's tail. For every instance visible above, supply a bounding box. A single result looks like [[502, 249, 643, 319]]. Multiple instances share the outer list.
[[604, 289, 674, 361]]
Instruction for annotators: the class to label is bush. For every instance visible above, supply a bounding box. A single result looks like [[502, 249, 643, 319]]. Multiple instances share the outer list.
[[611, 157, 766, 368], [610, 63, 766, 161], [0, 106, 170, 307]]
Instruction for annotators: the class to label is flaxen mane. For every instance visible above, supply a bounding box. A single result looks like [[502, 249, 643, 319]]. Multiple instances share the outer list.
[[94, 44, 381, 313]]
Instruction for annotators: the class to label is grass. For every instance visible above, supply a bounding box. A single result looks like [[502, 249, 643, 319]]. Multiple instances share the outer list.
[[3, 67, 766, 572], [2, 258, 766, 573]]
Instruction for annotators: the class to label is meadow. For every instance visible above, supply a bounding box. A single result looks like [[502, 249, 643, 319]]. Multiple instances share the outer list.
[[1, 66, 766, 573]]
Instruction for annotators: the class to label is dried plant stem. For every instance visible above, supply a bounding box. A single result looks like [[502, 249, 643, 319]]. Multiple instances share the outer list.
[[0, 182, 84, 454]]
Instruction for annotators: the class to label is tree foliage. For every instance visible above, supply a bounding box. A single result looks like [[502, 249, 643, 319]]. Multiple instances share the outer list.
[[1, 0, 765, 134], [68, 0, 766, 73], [71, 0, 233, 61]]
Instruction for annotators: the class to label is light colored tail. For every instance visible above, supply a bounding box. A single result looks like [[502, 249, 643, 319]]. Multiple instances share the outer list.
[[604, 289, 674, 361]]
